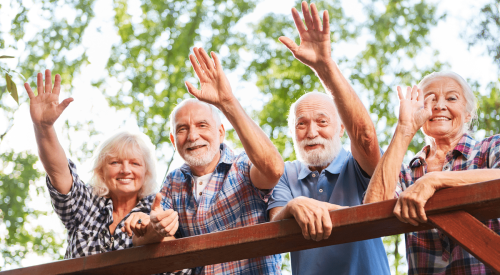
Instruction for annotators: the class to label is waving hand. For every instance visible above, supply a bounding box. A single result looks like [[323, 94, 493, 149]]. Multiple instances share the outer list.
[[25, 70, 73, 127], [279, 2, 331, 69], [397, 85, 434, 135]]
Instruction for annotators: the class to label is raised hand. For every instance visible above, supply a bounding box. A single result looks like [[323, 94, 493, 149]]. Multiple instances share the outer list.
[[185, 47, 234, 110], [149, 193, 179, 237], [122, 212, 150, 237], [279, 2, 332, 69], [397, 85, 434, 135], [25, 69, 73, 127]]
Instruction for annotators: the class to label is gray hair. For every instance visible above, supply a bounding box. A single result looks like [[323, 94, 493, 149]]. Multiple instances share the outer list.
[[288, 91, 340, 137], [89, 130, 158, 199], [169, 98, 221, 134], [418, 71, 478, 133]]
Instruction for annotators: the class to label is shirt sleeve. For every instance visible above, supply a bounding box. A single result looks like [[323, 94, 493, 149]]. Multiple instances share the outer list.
[[487, 134, 500, 168], [236, 152, 273, 202], [267, 164, 294, 211], [160, 174, 173, 210], [395, 163, 412, 197], [46, 159, 96, 231]]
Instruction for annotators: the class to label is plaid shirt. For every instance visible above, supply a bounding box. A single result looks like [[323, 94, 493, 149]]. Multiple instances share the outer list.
[[161, 143, 282, 275], [396, 134, 500, 275], [47, 160, 191, 275]]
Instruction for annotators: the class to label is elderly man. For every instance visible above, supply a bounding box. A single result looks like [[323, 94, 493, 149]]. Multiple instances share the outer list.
[[131, 47, 284, 274], [267, 2, 390, 275]]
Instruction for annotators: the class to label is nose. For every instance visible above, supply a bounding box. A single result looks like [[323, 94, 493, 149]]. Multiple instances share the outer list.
[[434, 97, 447, 110], [306, 123, 319, 139], [187, 128, 200, 142], [121, 162, 131, 174]]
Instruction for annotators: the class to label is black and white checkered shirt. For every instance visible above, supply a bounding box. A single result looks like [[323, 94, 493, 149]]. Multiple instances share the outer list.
[[47, 159, 192, 274]]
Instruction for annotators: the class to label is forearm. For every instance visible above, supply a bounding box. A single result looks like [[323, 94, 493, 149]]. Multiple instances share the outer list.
[[34, 124, 72, 194], [132, 229, 174, 246], [430, 169, 500, 190], [314, 61, 379, 173], [269, 205, 293, 222], [220, 98, 284, 188], [364, 125, 414, 203]]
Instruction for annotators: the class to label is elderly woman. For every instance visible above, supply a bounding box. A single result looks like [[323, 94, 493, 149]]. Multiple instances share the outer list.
[[364, 71, 500, 274], [25, 70, 190, 274]]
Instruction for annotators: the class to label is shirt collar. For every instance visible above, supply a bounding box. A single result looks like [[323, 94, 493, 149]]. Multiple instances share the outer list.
[[298, 147, 347, 180], [179, 143, 233, 176], [409, 133, 475, 168]]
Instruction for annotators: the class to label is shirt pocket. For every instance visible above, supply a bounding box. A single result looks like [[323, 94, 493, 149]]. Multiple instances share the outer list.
[[72, 224, 101, 257]]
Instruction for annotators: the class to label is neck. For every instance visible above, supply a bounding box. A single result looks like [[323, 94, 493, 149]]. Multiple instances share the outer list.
[[428, 132, 464, 158], [109, 192, 139, 216], [190, 151, 221, 177], [309, 164, 329, 173]]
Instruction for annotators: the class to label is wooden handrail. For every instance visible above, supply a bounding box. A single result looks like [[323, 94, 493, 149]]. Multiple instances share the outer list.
[[4, 179, 500, 275]]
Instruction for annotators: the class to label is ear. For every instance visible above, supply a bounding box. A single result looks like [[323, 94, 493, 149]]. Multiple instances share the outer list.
[[465, 112, 472, 123], [169, 132, 176, 150], [339, 124, 345, 137], [219, 123, 225, 143]]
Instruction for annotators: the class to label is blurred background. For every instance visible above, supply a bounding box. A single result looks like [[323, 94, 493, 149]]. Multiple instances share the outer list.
[[0, 0, 499, 273]]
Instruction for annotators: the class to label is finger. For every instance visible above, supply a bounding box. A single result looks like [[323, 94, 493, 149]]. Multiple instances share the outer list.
[[45, 69, 52, 94], [393, 199, 406, 223], [322, 10, 330, 34], [185, 81, 201, 99], [278, 36, 299, 54], [57, 98, 74, 114], [168, 220, 179, 236], [313, 213, 323, 241], [411, 85, 418, 101], [155, 208, 176, 221], [308, 220, 316, 241], [193, 47, 210, 73], [424, 94, 435, 111], [408, 201, 419, 225], [405, 86, 411, 100], [298, 219, 310, 240], [416, 203, 428, 223], [291, 7, 307, 34], [52, 74, 61, 95], [301, 1, 314, 30], [189, 54, 205, 81], [198, 48, 215, 72], [310, 3, 322, 31], [322, 210, 332, 240], [397, 86, 404, 100], [24, 83, 35, 99], [37, 73, 43, 94], [124, 218, 134, 236], [159, 211, 178, 229], [164, 215, 179, 236], [151, 193, 163, 212], [210, 51, 222, 72]]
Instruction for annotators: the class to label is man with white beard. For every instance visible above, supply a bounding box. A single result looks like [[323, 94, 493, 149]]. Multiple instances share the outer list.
[[129, 47, 284, 274], [267, 2, 390, 275]]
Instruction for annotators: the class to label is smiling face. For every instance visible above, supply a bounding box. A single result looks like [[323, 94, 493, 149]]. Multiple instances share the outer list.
[[422, 77, 471, 141], [292, 93, 345, 168], [170, 101, 225, 169], [102, 148, 147, 198]]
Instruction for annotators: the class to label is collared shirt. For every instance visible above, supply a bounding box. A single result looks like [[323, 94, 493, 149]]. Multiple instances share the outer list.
[[268, 148, 390, 275], [396, 133, 500, 275], [47, 160, 191, 275], [160, 143, 282, 275]]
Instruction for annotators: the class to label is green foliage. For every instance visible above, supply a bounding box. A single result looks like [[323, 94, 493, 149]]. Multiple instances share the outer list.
[[383, 234, 407, 275], [0, 55, 25, 104], [0, 151, 64, 269], [467, 0, 500, 68]]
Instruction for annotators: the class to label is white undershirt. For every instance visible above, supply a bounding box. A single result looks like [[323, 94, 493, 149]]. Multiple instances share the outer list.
[[192, 173, 213, 201]]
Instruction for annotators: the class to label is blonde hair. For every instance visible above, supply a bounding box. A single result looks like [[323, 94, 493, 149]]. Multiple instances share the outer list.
[[88, 130, 158, 199]]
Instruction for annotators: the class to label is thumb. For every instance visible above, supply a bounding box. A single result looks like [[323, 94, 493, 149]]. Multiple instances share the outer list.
[[424, 94, 434, 112], [152, 193, 163, 211], [278, 36, 299, 54], [185, 81, 201, 99], [57, 97, 74, 113]]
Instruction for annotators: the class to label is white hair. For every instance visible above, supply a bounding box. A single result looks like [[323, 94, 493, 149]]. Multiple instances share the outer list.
[[418, 71, 478, 133], [88, 130, 158, 199], [169, 98, 221, 134]]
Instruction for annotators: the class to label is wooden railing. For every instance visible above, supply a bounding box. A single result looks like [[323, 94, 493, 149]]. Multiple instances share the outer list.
[[3, 179, 500, 275]]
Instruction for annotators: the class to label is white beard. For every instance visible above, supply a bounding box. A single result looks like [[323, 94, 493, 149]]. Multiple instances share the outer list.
[[181, 141, 220, 167], [294, 134, 342, 168]]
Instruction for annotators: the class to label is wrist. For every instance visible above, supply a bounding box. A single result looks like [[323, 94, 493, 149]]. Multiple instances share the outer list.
[[395, 124, 416, 139], [312, 59, 337, 78]]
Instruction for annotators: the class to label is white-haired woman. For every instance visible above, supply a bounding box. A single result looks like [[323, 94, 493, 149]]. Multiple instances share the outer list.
[[25, 70, 190, 274], [365, 71, 500, 274]]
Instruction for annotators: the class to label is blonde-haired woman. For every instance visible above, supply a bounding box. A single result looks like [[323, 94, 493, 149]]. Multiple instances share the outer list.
[[26, 70, 190, 274]]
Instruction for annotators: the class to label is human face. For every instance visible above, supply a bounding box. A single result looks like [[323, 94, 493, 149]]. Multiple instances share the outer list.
[[102, 154, 146, 198], [170, 102, 224, 168], [293, 94, 345, 167], [422, 77, 471, 141]]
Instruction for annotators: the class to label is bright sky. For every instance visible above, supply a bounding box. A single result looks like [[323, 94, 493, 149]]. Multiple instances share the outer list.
[[0, 0, 498, 272]]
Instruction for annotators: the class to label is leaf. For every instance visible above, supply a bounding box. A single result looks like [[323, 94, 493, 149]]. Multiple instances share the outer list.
[[5, 73, 19, 104], [0, 55, 14, 59]]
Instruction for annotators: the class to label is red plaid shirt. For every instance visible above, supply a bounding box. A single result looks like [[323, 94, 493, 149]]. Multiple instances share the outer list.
[[396, 134, 500, 275]]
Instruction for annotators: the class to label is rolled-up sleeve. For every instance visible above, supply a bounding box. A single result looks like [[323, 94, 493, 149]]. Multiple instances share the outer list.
[[267, 165, 294, 211]]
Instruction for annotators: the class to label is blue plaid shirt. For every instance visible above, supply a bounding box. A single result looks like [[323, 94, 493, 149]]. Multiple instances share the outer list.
[[396, 133, 500, 275], [160, 143, 281, 275]]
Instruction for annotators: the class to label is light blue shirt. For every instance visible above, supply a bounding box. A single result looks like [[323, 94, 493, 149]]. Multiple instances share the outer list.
[[268, 148, 390, 275]]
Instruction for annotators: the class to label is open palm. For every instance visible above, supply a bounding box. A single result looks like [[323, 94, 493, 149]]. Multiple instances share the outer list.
[[397, 85, 434, 134], [279, 2, 332, 68], [25, 70, 73, 127]]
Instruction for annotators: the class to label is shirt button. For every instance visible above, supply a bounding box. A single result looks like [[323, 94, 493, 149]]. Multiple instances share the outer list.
[[110, 237, 114, 242], [199, 182, 203, 185], [199, 192, 202, 196], [444, 164, 450, 170], [312, 174, 316, 178], [319, 189, 323, 193]]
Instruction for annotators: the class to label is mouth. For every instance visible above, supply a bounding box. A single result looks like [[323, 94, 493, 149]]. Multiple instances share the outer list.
[[304, 144, 322, 150], [117, 178, 134, 184], [430, 116, 451, 121], [187, 145, 207, 151]]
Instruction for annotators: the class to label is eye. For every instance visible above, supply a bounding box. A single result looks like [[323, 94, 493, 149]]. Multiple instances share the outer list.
[[447, 97, 457, 101]]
